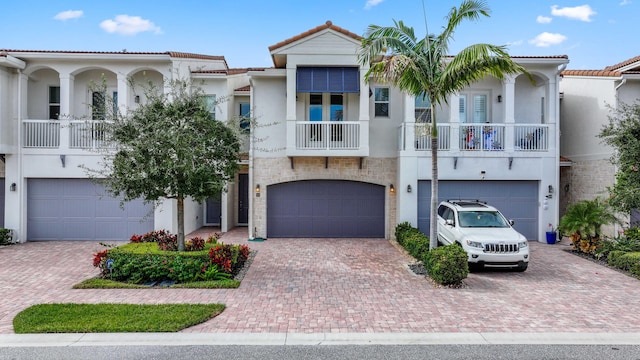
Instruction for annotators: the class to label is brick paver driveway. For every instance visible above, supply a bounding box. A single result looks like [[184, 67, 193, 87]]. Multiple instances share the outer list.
[[1, 228, 639, 334]]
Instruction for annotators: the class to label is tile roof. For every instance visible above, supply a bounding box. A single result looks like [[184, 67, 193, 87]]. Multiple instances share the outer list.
[[191, 67, 269, 75], [235, 85, 250, 92], [561, 70, 622, 77], [604, 55, 640, 71], [0, 49, 225, 61], [268, 21, 362, 52]]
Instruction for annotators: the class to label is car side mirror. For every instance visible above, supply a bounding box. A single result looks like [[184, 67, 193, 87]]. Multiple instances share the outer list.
[[445, 219, 455, 226], [509, 219, 515, 226]]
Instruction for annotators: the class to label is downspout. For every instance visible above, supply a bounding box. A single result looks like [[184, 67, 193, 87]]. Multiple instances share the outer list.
[[553, 63, 567, 239], [247, 78, 255, 240], [16, 69, 23, 242], [613, 77, 626, 235]]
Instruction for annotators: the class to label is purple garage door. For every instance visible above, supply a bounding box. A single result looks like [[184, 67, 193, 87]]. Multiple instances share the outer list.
[[27, 179, 154, 241], [267, 180, 385, 238], [418, 180, 538, 240]]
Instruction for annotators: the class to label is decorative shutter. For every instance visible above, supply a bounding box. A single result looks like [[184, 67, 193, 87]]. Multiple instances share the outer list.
[[473, 95, 486, 123], [459, 95, 467, 123]]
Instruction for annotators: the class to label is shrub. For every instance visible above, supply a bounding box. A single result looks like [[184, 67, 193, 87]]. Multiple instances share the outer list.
[[0, 228, 12, 245], [608, 251, 640, 274], [394, 222, 429, 261], [130, 230, 204, 252], [403, 232, 430, 260], [209, 243, 250, 274], [424, 244, 468, 285]]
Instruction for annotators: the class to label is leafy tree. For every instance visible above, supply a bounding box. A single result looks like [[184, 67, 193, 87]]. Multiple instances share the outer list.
[[598, 101, 640, 214], [357, 0, 530, 248], [86, 79, 240, 251]]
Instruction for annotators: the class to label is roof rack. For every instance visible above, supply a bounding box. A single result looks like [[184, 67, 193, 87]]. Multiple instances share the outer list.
[[447, 199, 487, 204]]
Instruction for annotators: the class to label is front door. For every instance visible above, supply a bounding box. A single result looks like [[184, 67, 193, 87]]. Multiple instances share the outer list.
[[238, 174, 249, 224]]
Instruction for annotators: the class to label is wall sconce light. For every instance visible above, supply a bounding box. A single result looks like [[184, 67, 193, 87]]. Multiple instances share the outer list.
[[480, 170, 486, 180], [389, 184, 395, 194], [407, 184, 412, 193], [134, 95, 140, 104], [60, 154, 66, 168], [508, 157, 513, 170], [453, 157, 458, 169], [255, 184, 261, 197], [9, 183, 16, 192], [497, 95, 502, 103], [548, 185, 554, 194]]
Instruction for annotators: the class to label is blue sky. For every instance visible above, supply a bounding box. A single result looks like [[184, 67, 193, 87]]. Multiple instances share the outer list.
[[0, 1, 636, 70]]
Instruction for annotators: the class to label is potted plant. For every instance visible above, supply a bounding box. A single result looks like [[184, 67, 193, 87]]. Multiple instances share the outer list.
[[546, 224, 558, 244]]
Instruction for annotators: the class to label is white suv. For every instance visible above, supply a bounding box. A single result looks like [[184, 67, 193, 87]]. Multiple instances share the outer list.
[[437, 200, 529, 272]]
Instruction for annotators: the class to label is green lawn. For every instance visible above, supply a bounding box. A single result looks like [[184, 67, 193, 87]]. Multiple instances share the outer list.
[[13, 303, 225, 333]]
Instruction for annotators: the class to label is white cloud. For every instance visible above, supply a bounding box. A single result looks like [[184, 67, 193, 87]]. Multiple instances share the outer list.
[[529, 32, 567, 47], [100, 15, 162, 36], [364, 0, 384, 10], [507, 40, 524, 47], [536, 15, 552, 24], [620, 0, 631, 5], [551, 5, 596, 22], [54, 10, 83, 21]]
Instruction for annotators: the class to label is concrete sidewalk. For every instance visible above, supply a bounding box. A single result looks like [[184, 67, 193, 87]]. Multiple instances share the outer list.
[[1, 227, 640, 342]]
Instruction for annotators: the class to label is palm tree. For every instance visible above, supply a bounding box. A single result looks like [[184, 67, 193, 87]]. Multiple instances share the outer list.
[[358, 0, 531, 249]]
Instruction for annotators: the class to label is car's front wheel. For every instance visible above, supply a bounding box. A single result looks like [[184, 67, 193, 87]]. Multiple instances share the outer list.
[[515, 263, 528, 272]]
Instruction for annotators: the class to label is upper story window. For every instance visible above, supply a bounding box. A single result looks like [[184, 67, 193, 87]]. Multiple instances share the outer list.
[[204, 95, 216, 120], [239, 102, 250, 132], [307, 93, 344, 121], [92, 91, 117, 120], [374, 87, 389, 117], [49, 86, 60, 120], [415, 93, 431, 123], [459, 93, 488, 123]]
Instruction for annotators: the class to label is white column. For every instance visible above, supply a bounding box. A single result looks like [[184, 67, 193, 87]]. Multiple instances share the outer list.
[[449, 93, 460, 152], [59, 73, 74, 119], [503, 76, 516, 152], [285, 66, 297, 153], [59, 74, 74, 151], [117, 73, 129, 116]]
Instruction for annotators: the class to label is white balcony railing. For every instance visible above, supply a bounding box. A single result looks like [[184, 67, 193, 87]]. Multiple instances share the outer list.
[[401, 123, 550, 152], [23, 120, 60, 148], [69, 121, 113, 149], [22, 119, 113, 149], [295, 121, 360, 150], [413, 124, 451, 150]]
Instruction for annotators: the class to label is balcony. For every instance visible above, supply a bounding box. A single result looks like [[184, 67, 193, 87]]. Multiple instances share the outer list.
[[287, 121, 368, 157], [400, 123, 551, 153], [23, 119, 112, 150]]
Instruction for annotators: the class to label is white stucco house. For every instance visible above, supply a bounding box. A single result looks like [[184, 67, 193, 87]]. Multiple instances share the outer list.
[[0, 21, 569, 243], [560, 56, 640, 228]]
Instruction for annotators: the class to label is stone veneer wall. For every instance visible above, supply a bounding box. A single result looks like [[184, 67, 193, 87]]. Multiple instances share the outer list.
[[252, 157, 397, 239], [567, 158, 619, 236]]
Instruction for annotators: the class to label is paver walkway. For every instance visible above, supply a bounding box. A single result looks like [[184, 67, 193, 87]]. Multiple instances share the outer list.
[[1, 228, 639, 334]]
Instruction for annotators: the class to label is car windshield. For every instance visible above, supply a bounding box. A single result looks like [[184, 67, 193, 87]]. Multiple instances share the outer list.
[[458, 211, 509, 228]]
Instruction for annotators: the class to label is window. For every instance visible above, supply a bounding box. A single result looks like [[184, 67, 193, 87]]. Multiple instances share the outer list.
[[239, 102, 250, 132], [91, 91, 117, 120], [49, 86, 60, 120], [374, 87, 389, 117], [204, 95, 216, 120], [306, 93, 345, 142], [459, 93, 488, 123], [415, 93, 431, 122]]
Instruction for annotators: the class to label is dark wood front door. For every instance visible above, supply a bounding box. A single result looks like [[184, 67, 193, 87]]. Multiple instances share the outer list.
[[238, 174, 249, 224]]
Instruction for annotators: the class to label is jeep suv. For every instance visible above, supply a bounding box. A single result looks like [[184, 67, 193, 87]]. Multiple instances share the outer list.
[[437, 200, 529, 271]]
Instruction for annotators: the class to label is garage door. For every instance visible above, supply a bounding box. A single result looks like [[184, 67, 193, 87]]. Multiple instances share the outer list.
[[418, 180, 538, 240], [267, 180, 385, 238], [27, 179, 154, 241]]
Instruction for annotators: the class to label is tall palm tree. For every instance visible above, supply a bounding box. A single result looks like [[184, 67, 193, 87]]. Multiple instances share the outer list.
[[358, 0, 531, 249]]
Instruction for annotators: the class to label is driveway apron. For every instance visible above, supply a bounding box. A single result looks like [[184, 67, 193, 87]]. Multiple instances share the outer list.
[[1, 228, 639, 334]]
